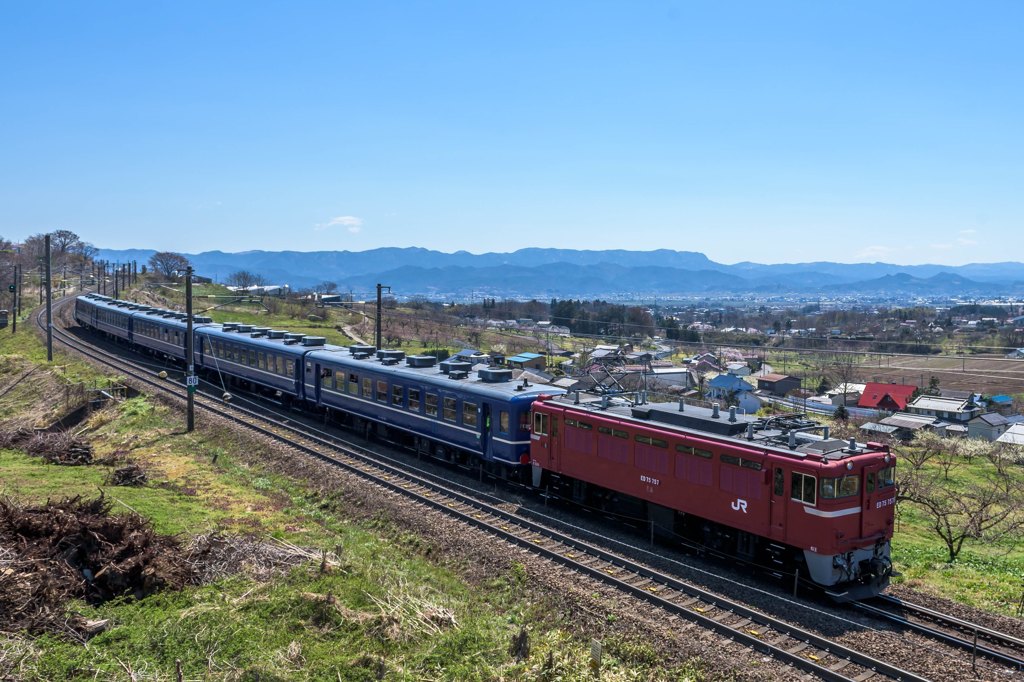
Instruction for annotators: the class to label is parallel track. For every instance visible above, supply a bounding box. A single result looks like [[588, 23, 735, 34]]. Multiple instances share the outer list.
[[854, 595, 1024, 670], [42, 297, 939, 680]]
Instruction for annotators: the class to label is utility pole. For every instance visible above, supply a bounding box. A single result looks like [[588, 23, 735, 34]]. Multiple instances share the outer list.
[[17, 264, 22, 317], [45, 234, 52, 362], [185, 266, 196, 432], [9, 265, 16, 334], [376, 283, 391, 350]]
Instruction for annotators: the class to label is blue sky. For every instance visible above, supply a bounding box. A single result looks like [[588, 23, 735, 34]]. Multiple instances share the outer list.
[[2, 2, 1021, 265]]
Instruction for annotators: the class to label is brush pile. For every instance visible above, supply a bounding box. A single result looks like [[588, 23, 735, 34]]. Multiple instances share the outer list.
[[0, 496, 193, 636], [108, 462, 147, 486]]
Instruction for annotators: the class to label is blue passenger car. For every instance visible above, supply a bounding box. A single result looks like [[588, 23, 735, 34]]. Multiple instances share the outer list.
[[129, 308, 210, 361], [194, 324, 309, 398], [305, 348, 563, 466], [74, 294, 135, 342]]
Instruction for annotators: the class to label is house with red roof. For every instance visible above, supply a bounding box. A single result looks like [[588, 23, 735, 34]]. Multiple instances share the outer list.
[[857, 382, 918, 412]]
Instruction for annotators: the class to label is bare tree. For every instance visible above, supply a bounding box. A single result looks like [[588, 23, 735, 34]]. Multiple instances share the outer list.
[[148, 252, 191, 279], [314, 281, 338, 294], [225, 270, 260, 288], [899, 455, 1024, 562]]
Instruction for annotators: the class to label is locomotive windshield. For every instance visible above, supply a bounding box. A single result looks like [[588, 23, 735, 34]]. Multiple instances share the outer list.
[[820, 475, 860, 499]]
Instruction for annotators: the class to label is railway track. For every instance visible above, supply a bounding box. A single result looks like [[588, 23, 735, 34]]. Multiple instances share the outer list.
[[853, 595, 1024, 671], [40, 295, 1012, 680]]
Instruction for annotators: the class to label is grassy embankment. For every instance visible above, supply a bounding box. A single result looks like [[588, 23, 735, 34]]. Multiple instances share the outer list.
[[0, 318, 701, 680]]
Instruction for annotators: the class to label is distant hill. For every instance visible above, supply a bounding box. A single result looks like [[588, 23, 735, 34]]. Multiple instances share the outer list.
[[96, 247, 1024, 299]]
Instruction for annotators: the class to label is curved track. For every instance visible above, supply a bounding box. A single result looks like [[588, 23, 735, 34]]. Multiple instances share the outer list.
[[44, 295, 1021, 680]]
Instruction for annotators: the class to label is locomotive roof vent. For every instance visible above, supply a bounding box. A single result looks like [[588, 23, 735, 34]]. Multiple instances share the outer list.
[[479, 367, 513, 383], [847, 437, 858, 453], [377, 349, 406, 362], [406, 355, 437, 368], [301, 336, 326, 347], [267, 330, 287, 339], [728, 406, 737, 422], [350, 344, 376, 355], [449, 370, 468, 380], [221, 322, 240, 332], [711, 403, 720, 419]]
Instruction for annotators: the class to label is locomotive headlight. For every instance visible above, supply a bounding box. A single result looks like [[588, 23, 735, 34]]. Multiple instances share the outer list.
[[884, 454, 890, 463], [846, 462, 853, 470]]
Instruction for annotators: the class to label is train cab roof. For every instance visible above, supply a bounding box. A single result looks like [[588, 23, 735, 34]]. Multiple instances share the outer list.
[[543, 393, 885, 463]]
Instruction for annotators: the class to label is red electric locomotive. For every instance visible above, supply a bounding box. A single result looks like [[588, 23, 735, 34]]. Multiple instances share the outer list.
[[528, 393, 894, 600]]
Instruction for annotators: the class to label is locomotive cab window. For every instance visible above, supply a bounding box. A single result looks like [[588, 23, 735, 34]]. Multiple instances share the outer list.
[[878, 466, 895, 488], [821, 475, 860, 499], [791, 472, 816, 505]]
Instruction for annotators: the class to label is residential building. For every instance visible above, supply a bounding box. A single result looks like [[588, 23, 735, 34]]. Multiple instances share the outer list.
[[905, 395, 980, 423], [757, 373, 802, 397], [967, 413, 1010, 442], [857, 383, 917, 412]]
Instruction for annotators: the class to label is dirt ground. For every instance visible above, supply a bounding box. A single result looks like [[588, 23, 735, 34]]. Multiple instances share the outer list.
[[854, 354, 1024, 396]]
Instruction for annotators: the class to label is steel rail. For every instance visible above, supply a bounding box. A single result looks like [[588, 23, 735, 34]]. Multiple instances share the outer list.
[[854, 596, 1024, 670]]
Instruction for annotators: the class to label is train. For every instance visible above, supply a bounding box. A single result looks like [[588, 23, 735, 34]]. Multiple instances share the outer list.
[[74, 292, 895, 599]]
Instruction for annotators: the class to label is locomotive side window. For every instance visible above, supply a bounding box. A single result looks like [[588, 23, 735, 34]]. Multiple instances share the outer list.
[[878, 466, 895, 488], [774, 468, 784, 495], [425, 393, 438, 417], [791, 472, 816, 505], [533, 412, 548, 436], [499, 411, 509, 433], [614, 429, 628, 439], [408, 388, 421, 411], [463, 401, 477, 426], [443, 397, 457, 422]]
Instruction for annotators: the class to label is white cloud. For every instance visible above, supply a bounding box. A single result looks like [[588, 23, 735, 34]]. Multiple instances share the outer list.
[[959, 228, 977, 235], [857, 245, 895, 259], [314, 215, 363, 233], [956, 237, 977, 246]]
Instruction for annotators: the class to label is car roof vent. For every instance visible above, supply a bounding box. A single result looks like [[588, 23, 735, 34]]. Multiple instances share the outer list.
[[440, 360, 472, 375], [267, 329, 287, 339], [350, 344, 376, 355], [353, 351, 371, 360], [192, 316, 213, 323], [236, 324, 253, 333], [406, 355, 437, 368], [381, 357, 399, 366], [302, 336, 326, 347], [377, 349, 406, 362], [222, 322, 240, 331], [283, 333, 305, 345], [250, 327, 269, 337], [449, 370, 468, 380], [478, 367, 513, 383]]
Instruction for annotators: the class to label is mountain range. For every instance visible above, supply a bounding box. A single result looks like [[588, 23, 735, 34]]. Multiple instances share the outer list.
[[94, 247, 1024, 300]]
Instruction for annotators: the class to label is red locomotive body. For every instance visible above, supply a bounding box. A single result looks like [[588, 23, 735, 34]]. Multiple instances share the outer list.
[[529, 394, 894, 599]]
